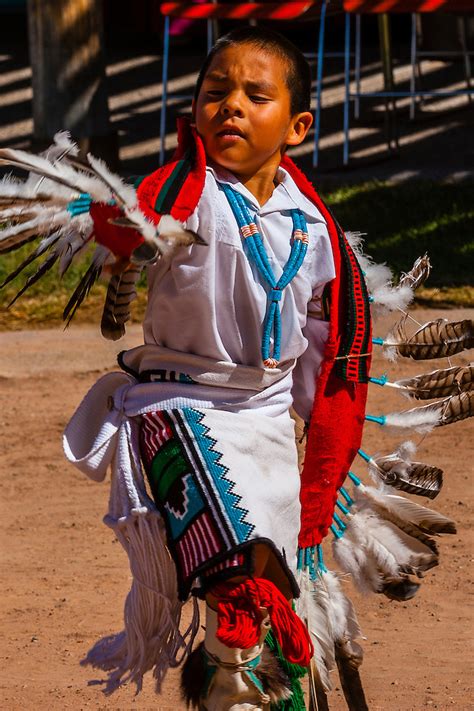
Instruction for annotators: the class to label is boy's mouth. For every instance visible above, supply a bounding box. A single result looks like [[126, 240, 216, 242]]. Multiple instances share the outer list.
[[217, 126, 245, 139]]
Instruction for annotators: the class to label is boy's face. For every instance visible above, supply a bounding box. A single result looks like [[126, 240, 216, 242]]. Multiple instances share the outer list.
[[194, 44, 312, 182]]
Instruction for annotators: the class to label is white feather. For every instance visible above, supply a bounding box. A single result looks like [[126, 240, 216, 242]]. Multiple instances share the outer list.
[[320, 569, 362, 643], [344, 231, 415, 316], [370, 283, 413, 317], [352, 482, 456, 535], [382, 403, 442, 433], [332, 525, 383, 594], [345, 231, 366, 251], [295, 570, 335, 691], [87, 153, 137, 209], [0, 209, 70, 241], [53, 130, 80, 157], [355, 510, 435, 575], [0, 147, 111, 202]]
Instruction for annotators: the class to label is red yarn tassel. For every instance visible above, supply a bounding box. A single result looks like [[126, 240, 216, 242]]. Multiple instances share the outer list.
[[212, 578, 313, 667]]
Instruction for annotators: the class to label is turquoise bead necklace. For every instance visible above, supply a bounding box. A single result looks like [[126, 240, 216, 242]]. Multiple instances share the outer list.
[[222, 183, 309, 368]]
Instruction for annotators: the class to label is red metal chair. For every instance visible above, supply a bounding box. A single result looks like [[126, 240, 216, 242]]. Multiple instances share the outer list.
[[342, 0, 473, 164], [158, 1, 339, 166]]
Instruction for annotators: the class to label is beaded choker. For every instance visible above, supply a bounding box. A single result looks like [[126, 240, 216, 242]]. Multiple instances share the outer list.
[[222, 183, 309, 368]]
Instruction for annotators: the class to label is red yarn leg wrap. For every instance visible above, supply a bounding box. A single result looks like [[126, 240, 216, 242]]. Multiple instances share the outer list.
[[212, 578, 313, 667]]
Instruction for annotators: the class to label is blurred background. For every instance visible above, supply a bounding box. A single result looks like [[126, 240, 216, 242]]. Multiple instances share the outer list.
[[0, 0, 473, 325]]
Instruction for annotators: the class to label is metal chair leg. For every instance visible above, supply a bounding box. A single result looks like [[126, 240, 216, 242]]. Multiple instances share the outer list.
[[354, 14, 361, 119], [159, 15, 170, 166], [313, 0, 327, 168], [343, 12, 351, 166], [410, 13, 417, 119], [458, 15, 472, 104], [378, 13, 399, 153], [207, 17, 213, 53]]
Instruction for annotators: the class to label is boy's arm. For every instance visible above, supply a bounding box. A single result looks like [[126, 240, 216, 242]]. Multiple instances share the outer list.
[[291, 285, 331, 424]]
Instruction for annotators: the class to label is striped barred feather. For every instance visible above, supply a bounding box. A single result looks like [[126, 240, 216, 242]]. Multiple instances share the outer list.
[[370, 455, 443, 499], [437, 390, 474, 426], [398, 254, 431, 291], [101, 266, 141, 341], [385, 317, 474, 360], [394, 364, 474, 400]]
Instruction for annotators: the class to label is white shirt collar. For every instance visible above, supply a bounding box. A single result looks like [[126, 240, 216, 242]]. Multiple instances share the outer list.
[[206, 163, 325, 223]]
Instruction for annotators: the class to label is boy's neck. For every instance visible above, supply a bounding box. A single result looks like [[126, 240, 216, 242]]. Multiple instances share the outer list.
[[214, 158, 280, 206], [239, 168, 279, 206]]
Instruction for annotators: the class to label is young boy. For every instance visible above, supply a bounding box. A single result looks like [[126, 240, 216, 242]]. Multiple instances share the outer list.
[[64, 26, 371, 710]]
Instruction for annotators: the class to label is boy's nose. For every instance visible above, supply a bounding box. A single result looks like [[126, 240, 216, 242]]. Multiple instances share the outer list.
[[220, 94, 244, 117]]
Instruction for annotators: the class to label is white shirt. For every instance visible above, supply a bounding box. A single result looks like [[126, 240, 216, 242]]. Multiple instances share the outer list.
[[140, 164, 336, 421]]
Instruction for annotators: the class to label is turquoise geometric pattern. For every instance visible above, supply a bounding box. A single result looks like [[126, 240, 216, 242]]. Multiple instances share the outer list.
[[183, 408, 254, 543]]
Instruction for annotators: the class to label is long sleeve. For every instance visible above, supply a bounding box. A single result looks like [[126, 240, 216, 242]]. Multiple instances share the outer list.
[[291, 286, 330, 423]]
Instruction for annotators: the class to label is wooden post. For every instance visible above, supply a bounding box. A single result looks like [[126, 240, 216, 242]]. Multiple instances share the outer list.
[[27, 0, 118, 166]]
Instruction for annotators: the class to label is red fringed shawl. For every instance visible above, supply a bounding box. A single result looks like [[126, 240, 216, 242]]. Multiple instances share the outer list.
[[93, 118, 371, 549]]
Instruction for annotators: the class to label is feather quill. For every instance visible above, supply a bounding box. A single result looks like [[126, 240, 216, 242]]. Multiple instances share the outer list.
[[379, 391, 473, 432], [0, 210, 70, 253]]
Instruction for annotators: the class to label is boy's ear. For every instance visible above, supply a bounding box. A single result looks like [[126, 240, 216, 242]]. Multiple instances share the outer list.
[[285, 112, 313, 147], [191, 99, 196, 120]]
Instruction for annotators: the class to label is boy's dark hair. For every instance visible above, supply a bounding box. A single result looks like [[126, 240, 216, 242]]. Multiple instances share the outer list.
[[193, 26, 312, 115]]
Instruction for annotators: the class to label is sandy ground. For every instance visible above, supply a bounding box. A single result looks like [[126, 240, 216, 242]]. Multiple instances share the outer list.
[[0, 310, 473, 710]]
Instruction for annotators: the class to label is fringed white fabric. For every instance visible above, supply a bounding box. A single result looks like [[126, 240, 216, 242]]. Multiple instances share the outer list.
[[63, 373, 199, 693]]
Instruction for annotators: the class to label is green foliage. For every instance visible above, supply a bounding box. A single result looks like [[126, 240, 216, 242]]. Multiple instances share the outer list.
[[323, 180, 474, 287]]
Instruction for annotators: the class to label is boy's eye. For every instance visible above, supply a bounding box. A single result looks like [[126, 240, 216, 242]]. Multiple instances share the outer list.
[[249, 95, 268, 103], [207, 90, 225, 97]]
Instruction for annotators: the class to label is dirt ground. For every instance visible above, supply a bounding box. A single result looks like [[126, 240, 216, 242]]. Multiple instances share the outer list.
[[0, 309, 473, 711]]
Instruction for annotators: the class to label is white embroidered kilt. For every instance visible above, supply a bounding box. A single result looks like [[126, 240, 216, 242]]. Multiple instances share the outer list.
[[139, 407, 301, 598]]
